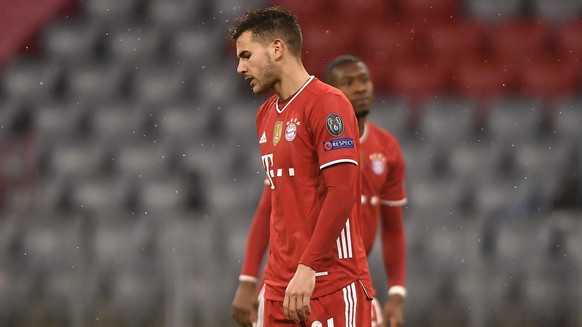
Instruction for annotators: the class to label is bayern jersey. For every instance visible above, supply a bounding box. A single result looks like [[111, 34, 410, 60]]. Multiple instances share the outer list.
[[359, 122, 408, 255], [256, 76, 372, 301]]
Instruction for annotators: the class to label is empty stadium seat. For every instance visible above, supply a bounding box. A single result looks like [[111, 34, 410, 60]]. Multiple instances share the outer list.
[[145, 0, 208, 31], [130, 64, 188, 105], [418, 97, 476, 145], [453, 54, 512, 101], [82, 0, 141, 21], [70, 175, 132, 213], [519, 55, 580, 102], [552, 96, 582, 143], [48, 141, 107, 179], [483, 97, 545, 144], [42, 18, 103, 63], [396, 0, 461, 21], [105, 23, 165, 64], [367, 96, 411, 140], [465, 0, 525, 22], [389, 56, 451, 103], [64, 61, 129, 102], [1, 58, 63, 102], [425, 19, 486, 64], [532, 0, 582, 23], [90, 101, 150, 145]]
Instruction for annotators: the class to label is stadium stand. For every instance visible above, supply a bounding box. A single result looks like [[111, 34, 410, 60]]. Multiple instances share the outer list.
[[0, 0, 580, 326]]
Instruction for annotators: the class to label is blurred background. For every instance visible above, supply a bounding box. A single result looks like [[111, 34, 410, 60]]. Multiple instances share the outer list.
[[0, 0, 581, 326]]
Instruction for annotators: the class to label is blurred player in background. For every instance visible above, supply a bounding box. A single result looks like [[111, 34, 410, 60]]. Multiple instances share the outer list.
[[229, 7, 373, 327], [231, 55, 408, 327]]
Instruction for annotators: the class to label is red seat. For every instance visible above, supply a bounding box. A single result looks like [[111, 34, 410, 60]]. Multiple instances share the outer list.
[[389, 55, 451, 102], [453, 54, 511, 101], [426, 19, 487, 64], [395, 0, 462, 20], [490, 19, 552, 69], [556, 19, 582, 71], [270, 0, 331, 24], [335, 0, 394, 23], [519, 55, 580, 101], [301, 20, 356, 78]]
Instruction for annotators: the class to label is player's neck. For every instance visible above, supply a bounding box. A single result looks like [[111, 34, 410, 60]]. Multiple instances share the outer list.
[[358, 118, 366, 138], [274, 60, 310, 100]]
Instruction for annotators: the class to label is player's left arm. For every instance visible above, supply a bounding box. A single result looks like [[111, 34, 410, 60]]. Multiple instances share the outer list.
[[379, 137, 407, 327]]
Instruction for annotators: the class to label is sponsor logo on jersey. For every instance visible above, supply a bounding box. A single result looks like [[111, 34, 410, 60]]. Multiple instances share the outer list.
[[323, 137, 354, 151], [370, 153, 386, 175], [273, 121, 283, 146], [285, 118, 300, 142], [259, 131, 267, 144], [326, 113, 344, 137]]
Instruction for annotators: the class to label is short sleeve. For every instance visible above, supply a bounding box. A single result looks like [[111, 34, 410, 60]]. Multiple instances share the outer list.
[[307, 92, 360, 169], [381, 140, 407, 206]]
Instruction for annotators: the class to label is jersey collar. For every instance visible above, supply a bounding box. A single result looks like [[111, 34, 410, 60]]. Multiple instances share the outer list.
[[360, 123, 369, 143], [276, 75, 315, 114]]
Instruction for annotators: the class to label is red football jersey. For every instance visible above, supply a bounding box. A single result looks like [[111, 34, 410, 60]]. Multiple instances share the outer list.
[[359, 122, 407, 255], [256, 76, 373, 301]]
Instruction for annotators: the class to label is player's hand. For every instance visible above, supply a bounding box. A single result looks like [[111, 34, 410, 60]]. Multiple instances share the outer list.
[[231, 280, 259, 327], [383, 294, 405, 327], [284, 264, 315, 323]]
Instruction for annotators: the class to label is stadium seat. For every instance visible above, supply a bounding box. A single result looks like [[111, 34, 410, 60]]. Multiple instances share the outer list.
[[519, 55, 580, 102], [105, 23, 165, 64], [130, 64, 188, 105], [169, 28, 216, 67], [42, 18, 102, 63], [70, 175, 133, 213], [90, 101, 150, 145], [82, 0, 141, 21], [64, 61, 129, 103], [483, 97, 545, 144], [155, 101, 212, 146], [396, 0, 461, 21], [113, 141, 172, 178], [359, 20, 421, 92], [335, 0, 393, 23], [270, 0, 331, 26], [1, 58, 63, 102], [145, 0, 208, 31], [465, 0, 525, 22], [48, 141, 107, 180], [552, 96, 582, 143], [0, 267, 35, 321], [137, 176, 189, 213], [532, 0, 582, 23], [489, 19, 552, 72], [418, 97, 476, 146], [555, 19, 582, 71], [453, 54, 512, 101], [425, 19, 487, 65], [388, 56, 451, 103], [367, 96, 411, 140]]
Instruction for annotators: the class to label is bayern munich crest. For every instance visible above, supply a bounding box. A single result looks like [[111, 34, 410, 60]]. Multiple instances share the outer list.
[[370, 153, 386, 175], [285, 118, 300, 142]]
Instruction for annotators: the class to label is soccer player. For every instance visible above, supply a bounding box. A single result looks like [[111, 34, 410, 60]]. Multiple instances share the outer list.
[[231, 55, 408, 327], [228, 7, 373, 327]]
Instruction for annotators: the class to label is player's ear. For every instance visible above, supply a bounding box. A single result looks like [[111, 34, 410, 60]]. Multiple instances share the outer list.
[[271, 38, 284, 60]]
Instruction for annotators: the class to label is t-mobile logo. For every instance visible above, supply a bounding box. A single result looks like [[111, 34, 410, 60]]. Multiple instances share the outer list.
[[261, 153, 295, 189]]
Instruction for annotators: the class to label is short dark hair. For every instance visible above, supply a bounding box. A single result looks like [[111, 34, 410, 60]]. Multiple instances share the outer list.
[[323, 55, 364, 83], [228, 6, 303, 58]]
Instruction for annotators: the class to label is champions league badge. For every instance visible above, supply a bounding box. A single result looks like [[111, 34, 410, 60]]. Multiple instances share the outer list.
[[326, 113, 344, 137], [285, 118, 300, 142], [370, 153, 387, 175]]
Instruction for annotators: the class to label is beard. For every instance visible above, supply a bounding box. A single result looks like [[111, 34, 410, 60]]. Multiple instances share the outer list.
[[252, 55, 278, 95]]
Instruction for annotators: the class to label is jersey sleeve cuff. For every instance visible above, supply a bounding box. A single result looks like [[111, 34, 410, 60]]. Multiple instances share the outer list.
[[388, 286, 407, 298], [381, 198, 408, 207], [239, 275, 258, 283], [320, 158, 358, 169]]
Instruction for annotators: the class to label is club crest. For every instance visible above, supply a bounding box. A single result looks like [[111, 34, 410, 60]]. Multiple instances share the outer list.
[[370, 153, 386, 175], [285, 118, 300, 142]]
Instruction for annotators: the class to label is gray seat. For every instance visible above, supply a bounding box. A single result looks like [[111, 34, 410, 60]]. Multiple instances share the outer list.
[[155, 101, 212, 146], [48, 141, 108, 180], [367, 96, 411, 140], [484, 97, 544, 145], [466, 0, 525, 22], [33, 101, 88, 151], [65, 61, 128, 102], [70, 175, 132, 213], [130, 64, 187, 105], [113, 141, 171, 178], [418, 97, 476, 146], [137, 176, 189, 213], [90, 102, 149, 144], [42, 18, 102, 63], [170, 28, 218, 67], [82, 0, 140, 21], [1, 58, 63, 102], [145, 0, 208, 30], [105, 24, 164, 64], [552, 96, 582, 144], [532, 0, 582, 22]]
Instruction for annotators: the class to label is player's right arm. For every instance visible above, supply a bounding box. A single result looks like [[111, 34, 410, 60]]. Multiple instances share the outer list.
[[231, 184, 272, 327]]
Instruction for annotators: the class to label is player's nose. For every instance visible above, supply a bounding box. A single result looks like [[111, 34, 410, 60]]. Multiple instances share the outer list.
[[237, 61, 247, 75]]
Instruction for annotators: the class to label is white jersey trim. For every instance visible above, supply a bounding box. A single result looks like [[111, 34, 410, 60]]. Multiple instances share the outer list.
[[320, 159, 358, 170], [275, 75, 315, 114], [239, 275, 258, 283], [359, 123, 369, 143], [381, 198, 408, 207]]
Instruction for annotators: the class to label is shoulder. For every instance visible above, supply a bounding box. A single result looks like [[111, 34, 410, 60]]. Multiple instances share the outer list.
[[367, 122, 400, 146]]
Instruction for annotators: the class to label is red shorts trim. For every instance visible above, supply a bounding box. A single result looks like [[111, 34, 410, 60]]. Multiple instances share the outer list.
[[262, 281, 372, 327]]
